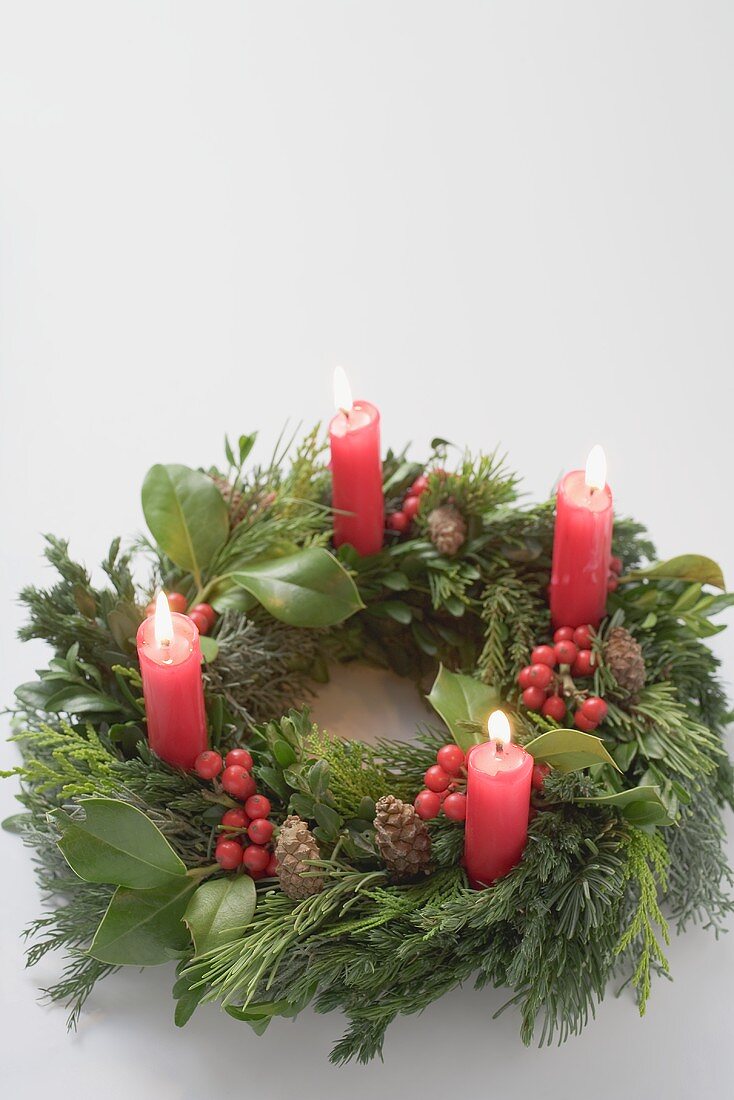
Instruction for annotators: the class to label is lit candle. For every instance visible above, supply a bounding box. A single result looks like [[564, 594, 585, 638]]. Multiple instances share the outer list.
[[549, 445, 613, 630], [136, 592, 208, 769], [464, 711, 533, 888], [328, 366, 384, 556]]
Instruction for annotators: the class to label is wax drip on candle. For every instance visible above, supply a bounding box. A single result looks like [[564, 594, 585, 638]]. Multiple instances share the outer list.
[[585, 445, 607, 494], [487, 710, 512, 753], [154, 591, 174, 660], [333, 365, 353, 419]]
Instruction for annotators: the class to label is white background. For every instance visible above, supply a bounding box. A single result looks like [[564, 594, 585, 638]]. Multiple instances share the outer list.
[[1, 3, 733, 1098]]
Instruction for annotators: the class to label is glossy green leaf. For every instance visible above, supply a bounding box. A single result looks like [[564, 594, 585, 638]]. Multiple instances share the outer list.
[[623, 554, 725, 590], [142, 464, 229, 584], [231, 548, 364, 627], [183, 876, 256, 957], [89, 878, 196, 966], [198, 636, 219, 663], [426, 666, 501, 751], [52, 798, 186, 888], [43, 685, 122, 715], [524, 728, 620, 773], [577, 785, 674, 826]]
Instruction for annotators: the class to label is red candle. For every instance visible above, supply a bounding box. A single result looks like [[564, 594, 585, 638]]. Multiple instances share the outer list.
[[464, 711, 533, 888], [550, 445, 613, 630], [136, 593, 208, 769], [328, 366, 384, 556]]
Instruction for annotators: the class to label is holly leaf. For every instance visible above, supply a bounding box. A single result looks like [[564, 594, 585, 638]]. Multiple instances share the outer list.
[[231, 548, 365, 627], [622, 554, 725, 590], [142, 464, 229, 585], [198, 636, 219, 663], [524, 728, 620, 773], [89, 878, 196, 966], [577, 785, 674, 826], [183, 876, 257, 958], [426, 666, 501, 751], [51, 798, 186, 888]]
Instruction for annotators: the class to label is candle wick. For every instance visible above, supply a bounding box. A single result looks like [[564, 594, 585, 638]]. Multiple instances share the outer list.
[[495, 740, 504, 754]]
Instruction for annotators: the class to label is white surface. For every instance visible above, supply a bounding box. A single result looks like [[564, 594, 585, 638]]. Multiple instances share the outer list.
[[1, 3, 733, 1098]]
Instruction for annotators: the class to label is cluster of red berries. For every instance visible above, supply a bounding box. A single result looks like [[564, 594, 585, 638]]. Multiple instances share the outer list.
[[145, 591, 217, 636], [386, 469, 442, 534], [413, 743, 468, 821], [194, 748, 277, 879], [518, 624, 609, 732], [607, 555, 623, 593]]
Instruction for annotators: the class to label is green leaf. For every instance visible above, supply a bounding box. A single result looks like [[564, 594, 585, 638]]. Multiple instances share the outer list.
[[231, 548, 364, 627], [426, 666, 501, 751], [577, 785, 674, 826], [43, 685, 122, 715], [141, 464, 229, 585], [312, 802, 342, 838], [524, 728, 620, 773], [52, 798, 186, 888], [198, 636, 219, 663], [183, 876, 256, 957], [623, 554, 725, 590], [89, 878, 196, 966], [14, 680, 57, 710], [370, 601, 412, 625], [2, 813, 29, 834]]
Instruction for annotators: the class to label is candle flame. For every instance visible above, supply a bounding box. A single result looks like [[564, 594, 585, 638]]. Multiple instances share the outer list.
[[584, 445, 607, 492], [487, 710, 512, 746], [333, 365, 353, 414], [153, 591, 174, 647]]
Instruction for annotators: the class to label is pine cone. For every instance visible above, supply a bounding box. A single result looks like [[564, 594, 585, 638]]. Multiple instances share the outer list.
[[604, 626, 646, 697], [210, 474, 245, 527], [374, 795, 432, 879], [274, 815, 325, 900], [427, 505, 467, 556]]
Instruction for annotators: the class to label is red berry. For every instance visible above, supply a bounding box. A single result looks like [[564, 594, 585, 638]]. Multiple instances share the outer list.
[[244, 794, 271, 821], [167, 592, 188, 614], [522, 686, 547, 711], [531, 645, 557, 668], [443, 792, 467, 821], [574, 709, 598, 732], [518, 666, 534, 689], [527, 663, 553, 690], [221, 765, 257, 800], [541, 695, 566, 721], [403, 495, 421, 521], [607, 575, 619, 592], [581, 696, 608, 724], [242, 844, 270, 875], [387, 511, 409, 533], [225, 748, 253, 771], [573, 625, 594, 651], [410, 474, 429, 496], [215, 838, 243, 870], [265, 853, 278, 877], [531, 762, 551, 791], [610, 555, 622, 575], [189, 609, 211, 635], [248, 818, 274, 845], [571, 650, 595, 678], [437, 744, 465, 775], [553, 626, 575, 643], [554, 640, 578, 666], [221, 808, 249, 832], [424, 765, 451, 792], [190, 603, 216, 631], [414, 789, 442, 820], [194, 750, 223, 780]]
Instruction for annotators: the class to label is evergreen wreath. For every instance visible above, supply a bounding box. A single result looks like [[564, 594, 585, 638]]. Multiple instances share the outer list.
[[3, 427, 733, 1064]]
